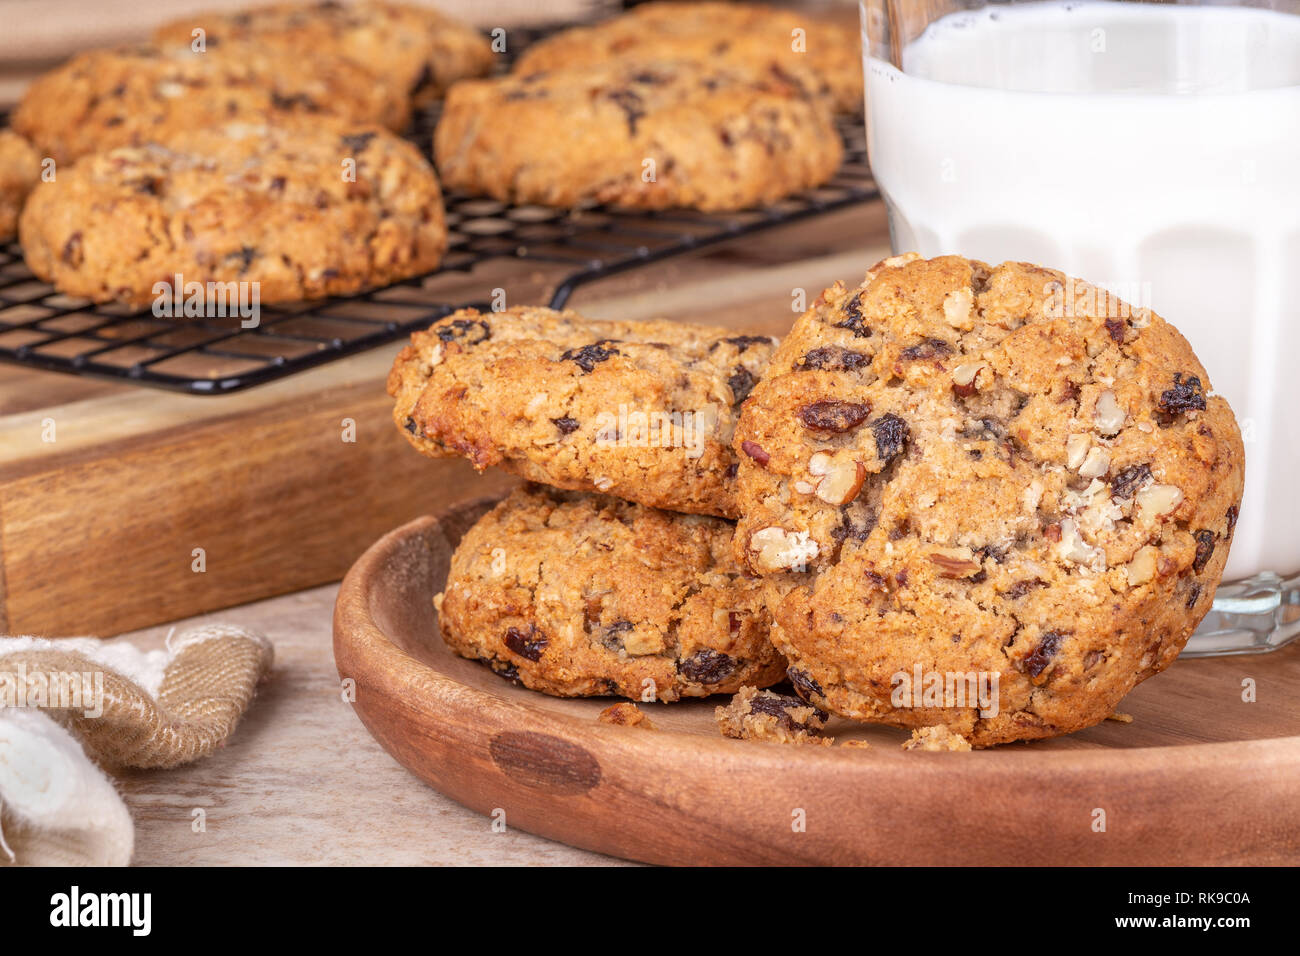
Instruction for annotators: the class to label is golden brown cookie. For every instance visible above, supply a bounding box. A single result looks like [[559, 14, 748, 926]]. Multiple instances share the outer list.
[[514, 1, 863, 115], [153, 1, 493, 110], [434, 58, 842, 211], [388, 306, 777, 518], [436, 485, 785, 701], [19, 118, 446, 308], [12, 43, 405, 165], [0, 132, 40, 241], [732, 254, 1245, 746]]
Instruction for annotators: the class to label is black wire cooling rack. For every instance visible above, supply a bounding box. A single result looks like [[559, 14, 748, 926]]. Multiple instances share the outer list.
[[0, 101, 877, 395]]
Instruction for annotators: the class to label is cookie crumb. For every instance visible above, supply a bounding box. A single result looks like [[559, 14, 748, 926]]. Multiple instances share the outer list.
[[716, 685, 831, 746], [1106, 711, 1134, 723], [597, 702, 655, 729], [839, 739, 872, 749], [902, 726, 972, 752]]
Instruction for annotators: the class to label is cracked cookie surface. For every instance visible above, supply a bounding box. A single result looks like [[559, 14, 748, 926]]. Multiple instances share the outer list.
[[12, 43, 405, 165], [388, 306, 776, 517], [19, 118, 446, 308], [434, 58, 842, 211], [153, 0, 493, 112], [733, 254, 1244, 746], [0, 132, 40, 241], [514, 1, 863, 115], [436, 485, 785, 701]]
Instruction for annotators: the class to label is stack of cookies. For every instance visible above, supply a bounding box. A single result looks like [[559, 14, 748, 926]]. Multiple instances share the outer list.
[[389, 253, 1245, 750]]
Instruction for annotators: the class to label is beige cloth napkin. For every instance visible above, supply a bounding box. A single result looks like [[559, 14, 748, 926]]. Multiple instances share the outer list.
[[0, 624, 272, 866]]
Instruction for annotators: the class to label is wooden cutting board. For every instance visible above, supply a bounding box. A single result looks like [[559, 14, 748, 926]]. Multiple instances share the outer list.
[[333, 496, 1300, 866], [0, 203, 890, 637]]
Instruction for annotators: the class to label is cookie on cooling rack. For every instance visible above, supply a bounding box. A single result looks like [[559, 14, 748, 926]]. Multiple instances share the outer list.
[[19, 118, 446, 307], [437, 485, 785, 701], [0, 132, 40, 242], [152, 1, 493, 111], [11, 42, 407, 165], [715, 685, 831, 746], [387, 306, 777, 518], [433, 58, 842, 212], [730, 253, 1244, 746], [514, 1, 863, 116]]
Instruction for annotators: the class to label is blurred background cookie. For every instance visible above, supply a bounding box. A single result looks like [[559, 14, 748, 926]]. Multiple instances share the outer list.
[[11, 42, 407, 165], [435, 58, 842, 211], [20, 118, 447, 306], [152, 1, 494, 112], [515, 1, 863, 115]]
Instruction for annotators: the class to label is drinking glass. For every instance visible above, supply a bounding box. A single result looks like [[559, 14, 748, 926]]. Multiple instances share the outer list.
[[861, 0, 1300, 654]]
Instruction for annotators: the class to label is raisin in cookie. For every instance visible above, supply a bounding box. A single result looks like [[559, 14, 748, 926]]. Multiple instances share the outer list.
[[715, 685, 831, 746], [12, 43, 405, 165], [437, 485, 785, 701], [0, 132, 40, 242], [434, 59, 841, 212], [514, 1, 863, 115], [388, 306, 776, 518], [19, 118, 446, 307], [733, 254, 1244, 746], [153, 1, 492, 111]]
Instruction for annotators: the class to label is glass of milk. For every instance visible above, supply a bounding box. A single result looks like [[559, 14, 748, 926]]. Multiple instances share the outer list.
[[862, 0, 1300, 655]]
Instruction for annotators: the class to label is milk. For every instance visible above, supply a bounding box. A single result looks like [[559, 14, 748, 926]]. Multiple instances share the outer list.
[[865, 0, 1300, 584]]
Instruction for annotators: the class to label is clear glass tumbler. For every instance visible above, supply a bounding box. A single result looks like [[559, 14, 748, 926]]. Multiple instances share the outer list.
[[861, 0, 1300, 655]]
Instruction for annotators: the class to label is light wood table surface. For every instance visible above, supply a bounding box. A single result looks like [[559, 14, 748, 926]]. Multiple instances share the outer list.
[[116, 583, 623, 866]]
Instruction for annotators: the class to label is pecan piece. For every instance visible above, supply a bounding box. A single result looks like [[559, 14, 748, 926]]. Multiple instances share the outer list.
[[928, 547, 982, 578]]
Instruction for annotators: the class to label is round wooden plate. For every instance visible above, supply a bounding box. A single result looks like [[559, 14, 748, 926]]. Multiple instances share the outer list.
[[333, 496, 1300, 865]]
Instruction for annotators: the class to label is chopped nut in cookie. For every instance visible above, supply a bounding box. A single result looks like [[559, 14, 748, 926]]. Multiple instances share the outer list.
[[902, 726, 972, 752], [597, 702, 656, 729]]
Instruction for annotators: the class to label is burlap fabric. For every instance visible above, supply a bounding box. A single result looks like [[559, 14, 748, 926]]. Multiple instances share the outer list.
[[0, 624, 272, 865]]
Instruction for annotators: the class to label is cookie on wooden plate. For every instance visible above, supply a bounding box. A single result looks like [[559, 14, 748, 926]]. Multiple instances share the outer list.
[[19, 119, 446, 307], [437, 485, 786, 701], [731, 253, 1245, 746], [12, 43, 406, 165], [388, 306, 777, 518], [153, 1, 493, 111], [514, 1, 863, 115], [434, 58, 842, 211]]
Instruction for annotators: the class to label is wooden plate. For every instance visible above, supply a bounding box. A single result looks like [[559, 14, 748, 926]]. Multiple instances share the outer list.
[[333, 496, 1300, 865]]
